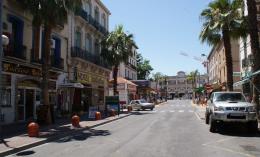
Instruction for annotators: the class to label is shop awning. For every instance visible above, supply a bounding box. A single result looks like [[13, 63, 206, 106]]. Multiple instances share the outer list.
[[59, 83, 84, 88], [233, 78, 250, 87], [233, 70, 260, 87], [109, 77, 138, 86]]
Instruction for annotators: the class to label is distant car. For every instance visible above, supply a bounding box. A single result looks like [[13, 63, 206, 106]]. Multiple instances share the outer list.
[[130, 99, 155, 111], [205, 92, 258, 133]]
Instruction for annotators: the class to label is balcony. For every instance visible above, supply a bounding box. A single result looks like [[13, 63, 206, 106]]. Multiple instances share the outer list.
[[3, 42, 26, 60], [75, 9, 109, 35], [71, 46, 111, 70]]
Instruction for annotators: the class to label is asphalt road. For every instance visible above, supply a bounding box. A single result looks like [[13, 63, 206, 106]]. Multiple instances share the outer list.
[[8, 100, 260, 157]]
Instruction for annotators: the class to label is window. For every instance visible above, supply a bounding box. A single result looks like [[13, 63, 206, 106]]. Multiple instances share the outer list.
[[94, 6, 100, 22], [102, 13, 106, 27], [94, 39, 100, 54], [85, 34, 92, 52], [84, 1, 92, 15], [75, 27, 82, 48], [0, 89, 11, 107]]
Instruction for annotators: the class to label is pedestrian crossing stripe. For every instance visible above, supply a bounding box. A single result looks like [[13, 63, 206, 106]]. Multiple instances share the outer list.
[[170, 110, 175, 113], [178, 110, 184, 112]]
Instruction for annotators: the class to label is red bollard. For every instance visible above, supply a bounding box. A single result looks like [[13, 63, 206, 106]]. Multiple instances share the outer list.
[[72, 115, 80, 127], [127, 105, 132, 112], [28, 122, 39, 137], [95, 112, 101, 120]]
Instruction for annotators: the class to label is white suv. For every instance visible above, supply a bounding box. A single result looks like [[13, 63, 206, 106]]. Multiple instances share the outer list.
[[205, 92, 258, 133]]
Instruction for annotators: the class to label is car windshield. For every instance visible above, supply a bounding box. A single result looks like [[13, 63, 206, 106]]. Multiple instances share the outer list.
[[140, 100, 147, 103], [215, 93, 246, 102]]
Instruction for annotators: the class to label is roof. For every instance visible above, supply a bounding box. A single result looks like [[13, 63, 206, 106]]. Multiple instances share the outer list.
[[109, 77, 137, 86]]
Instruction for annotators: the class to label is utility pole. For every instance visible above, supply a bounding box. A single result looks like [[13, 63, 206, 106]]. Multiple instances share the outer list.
[[0, 0, 3, 140]]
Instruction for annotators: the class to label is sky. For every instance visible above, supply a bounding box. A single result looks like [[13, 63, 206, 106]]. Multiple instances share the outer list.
[[102, 0, 212, 76]]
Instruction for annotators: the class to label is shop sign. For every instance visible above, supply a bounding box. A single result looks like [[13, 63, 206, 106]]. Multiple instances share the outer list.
[[3, 62, 41, 77], [88, 106, 99, 119], [76, 72, 105, 85], [105, 96, 119, 115], [128, 84, 136, 92]]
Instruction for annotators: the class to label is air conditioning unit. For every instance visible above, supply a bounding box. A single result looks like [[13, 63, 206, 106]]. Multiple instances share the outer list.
[[51, 39, 56, 49]]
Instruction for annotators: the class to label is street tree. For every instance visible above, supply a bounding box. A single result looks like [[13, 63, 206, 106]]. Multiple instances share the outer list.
[[137, 53, 153, 80], [199, 0, 247, 91], [246, 0, 260, 109], [152, 72, 164, 94], [187, 70, 199, 90], [101, 25, 135, 95], [19, 0, 82, 124]]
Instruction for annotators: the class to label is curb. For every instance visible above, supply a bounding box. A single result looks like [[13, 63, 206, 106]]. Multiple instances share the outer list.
[[0, 113, 132, 157]]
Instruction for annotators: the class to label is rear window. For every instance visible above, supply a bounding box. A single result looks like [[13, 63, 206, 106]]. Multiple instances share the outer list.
[[214, 93, 246, 102]]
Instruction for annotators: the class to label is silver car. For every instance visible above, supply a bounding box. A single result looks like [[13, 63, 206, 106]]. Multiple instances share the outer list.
[[205, 92, 258, 133], [130, 99, 155, 111]]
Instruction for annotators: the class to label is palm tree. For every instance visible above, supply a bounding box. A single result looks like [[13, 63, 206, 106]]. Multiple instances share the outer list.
[[246, 0, 260, 109], [101, 25, 135, 95], [187, 70, 199, 89], [199, 0, 247, 91], [152, 72, 163, 93], [187, 70, 199, 103], [19, 0, 82, 124]]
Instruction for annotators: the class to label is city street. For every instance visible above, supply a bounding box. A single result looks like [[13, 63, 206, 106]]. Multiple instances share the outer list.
[[7, 100, 260, 157]]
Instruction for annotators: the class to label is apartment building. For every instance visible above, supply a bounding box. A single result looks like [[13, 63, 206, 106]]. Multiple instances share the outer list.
[[167, 71, 208, 99], [67, 0, 111, 114], [207, 39, 241, 90], [1, 0, 68, 123], [0, 0, 111, 124], [237, 0, 260, 94]]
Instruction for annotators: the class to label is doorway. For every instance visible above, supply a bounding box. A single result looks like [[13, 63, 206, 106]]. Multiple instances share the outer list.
[[17, 89, 35, 121], [25, 89, 34, 120]]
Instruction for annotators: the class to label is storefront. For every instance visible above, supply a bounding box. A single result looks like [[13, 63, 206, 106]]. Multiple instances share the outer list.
[[70, 62, 110, 115], [109, 77, 137, 105], [1, 61, 59, 124]]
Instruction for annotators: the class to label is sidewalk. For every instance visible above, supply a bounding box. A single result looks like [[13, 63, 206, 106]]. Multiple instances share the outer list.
[[0, 113, 131, 156]]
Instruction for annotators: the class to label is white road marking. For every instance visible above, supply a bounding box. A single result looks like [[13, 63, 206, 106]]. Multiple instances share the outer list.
[[178, 110, 184, 113], [170, 110, 175, 113], [188, 110, 194, 113], [160, 110, 165, 113], [194, 112, 201, 120]]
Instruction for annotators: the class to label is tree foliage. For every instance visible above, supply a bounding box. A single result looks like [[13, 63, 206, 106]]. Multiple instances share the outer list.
[[137, 53, 153, 80]]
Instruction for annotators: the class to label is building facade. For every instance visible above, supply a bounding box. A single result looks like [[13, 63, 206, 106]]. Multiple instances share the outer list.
[[66, 0, 111, 115], [238, 0, 260, 94], [167, 71, 208, 99], [112, 45, 138, 80], [0, 0, 112, 124], [207, 39, 241, 90], [1, 0, 68, 123]]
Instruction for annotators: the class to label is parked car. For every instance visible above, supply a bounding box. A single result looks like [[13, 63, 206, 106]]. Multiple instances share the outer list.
[[130, 99, 155, 111], [205, 92, 258, 133]]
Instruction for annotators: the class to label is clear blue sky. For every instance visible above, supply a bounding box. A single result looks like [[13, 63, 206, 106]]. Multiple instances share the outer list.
[[102, 0, 212, 76]]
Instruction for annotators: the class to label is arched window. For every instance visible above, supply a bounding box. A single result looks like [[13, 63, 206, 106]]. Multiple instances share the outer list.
[[94, 6, 100, 22], [102, 13, 106, 27], [75, 27, 82, 48], [85, 33, 92, 53]]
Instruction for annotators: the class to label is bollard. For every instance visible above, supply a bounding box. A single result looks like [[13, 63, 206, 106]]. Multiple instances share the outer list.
[[95, 111, 101, 120], [127, 105, 132, 112], [28, 122, 39, 137], [72, 115, 80, 127], [110, 109, 116, 117]]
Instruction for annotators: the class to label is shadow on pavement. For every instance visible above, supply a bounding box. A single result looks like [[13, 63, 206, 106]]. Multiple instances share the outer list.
[[131, 111, 154, 116], [16, 150, 35, 156], [217, 124, 260, 137], [55, 129, 111, 143]]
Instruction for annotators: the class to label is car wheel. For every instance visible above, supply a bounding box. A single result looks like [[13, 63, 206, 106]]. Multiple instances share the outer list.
[[209, 114, 217, 133], [248, 120, 258, 133], [205, 112, 209, 125], [150, 108, 154, 111], [142, 108, 145, 111]]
